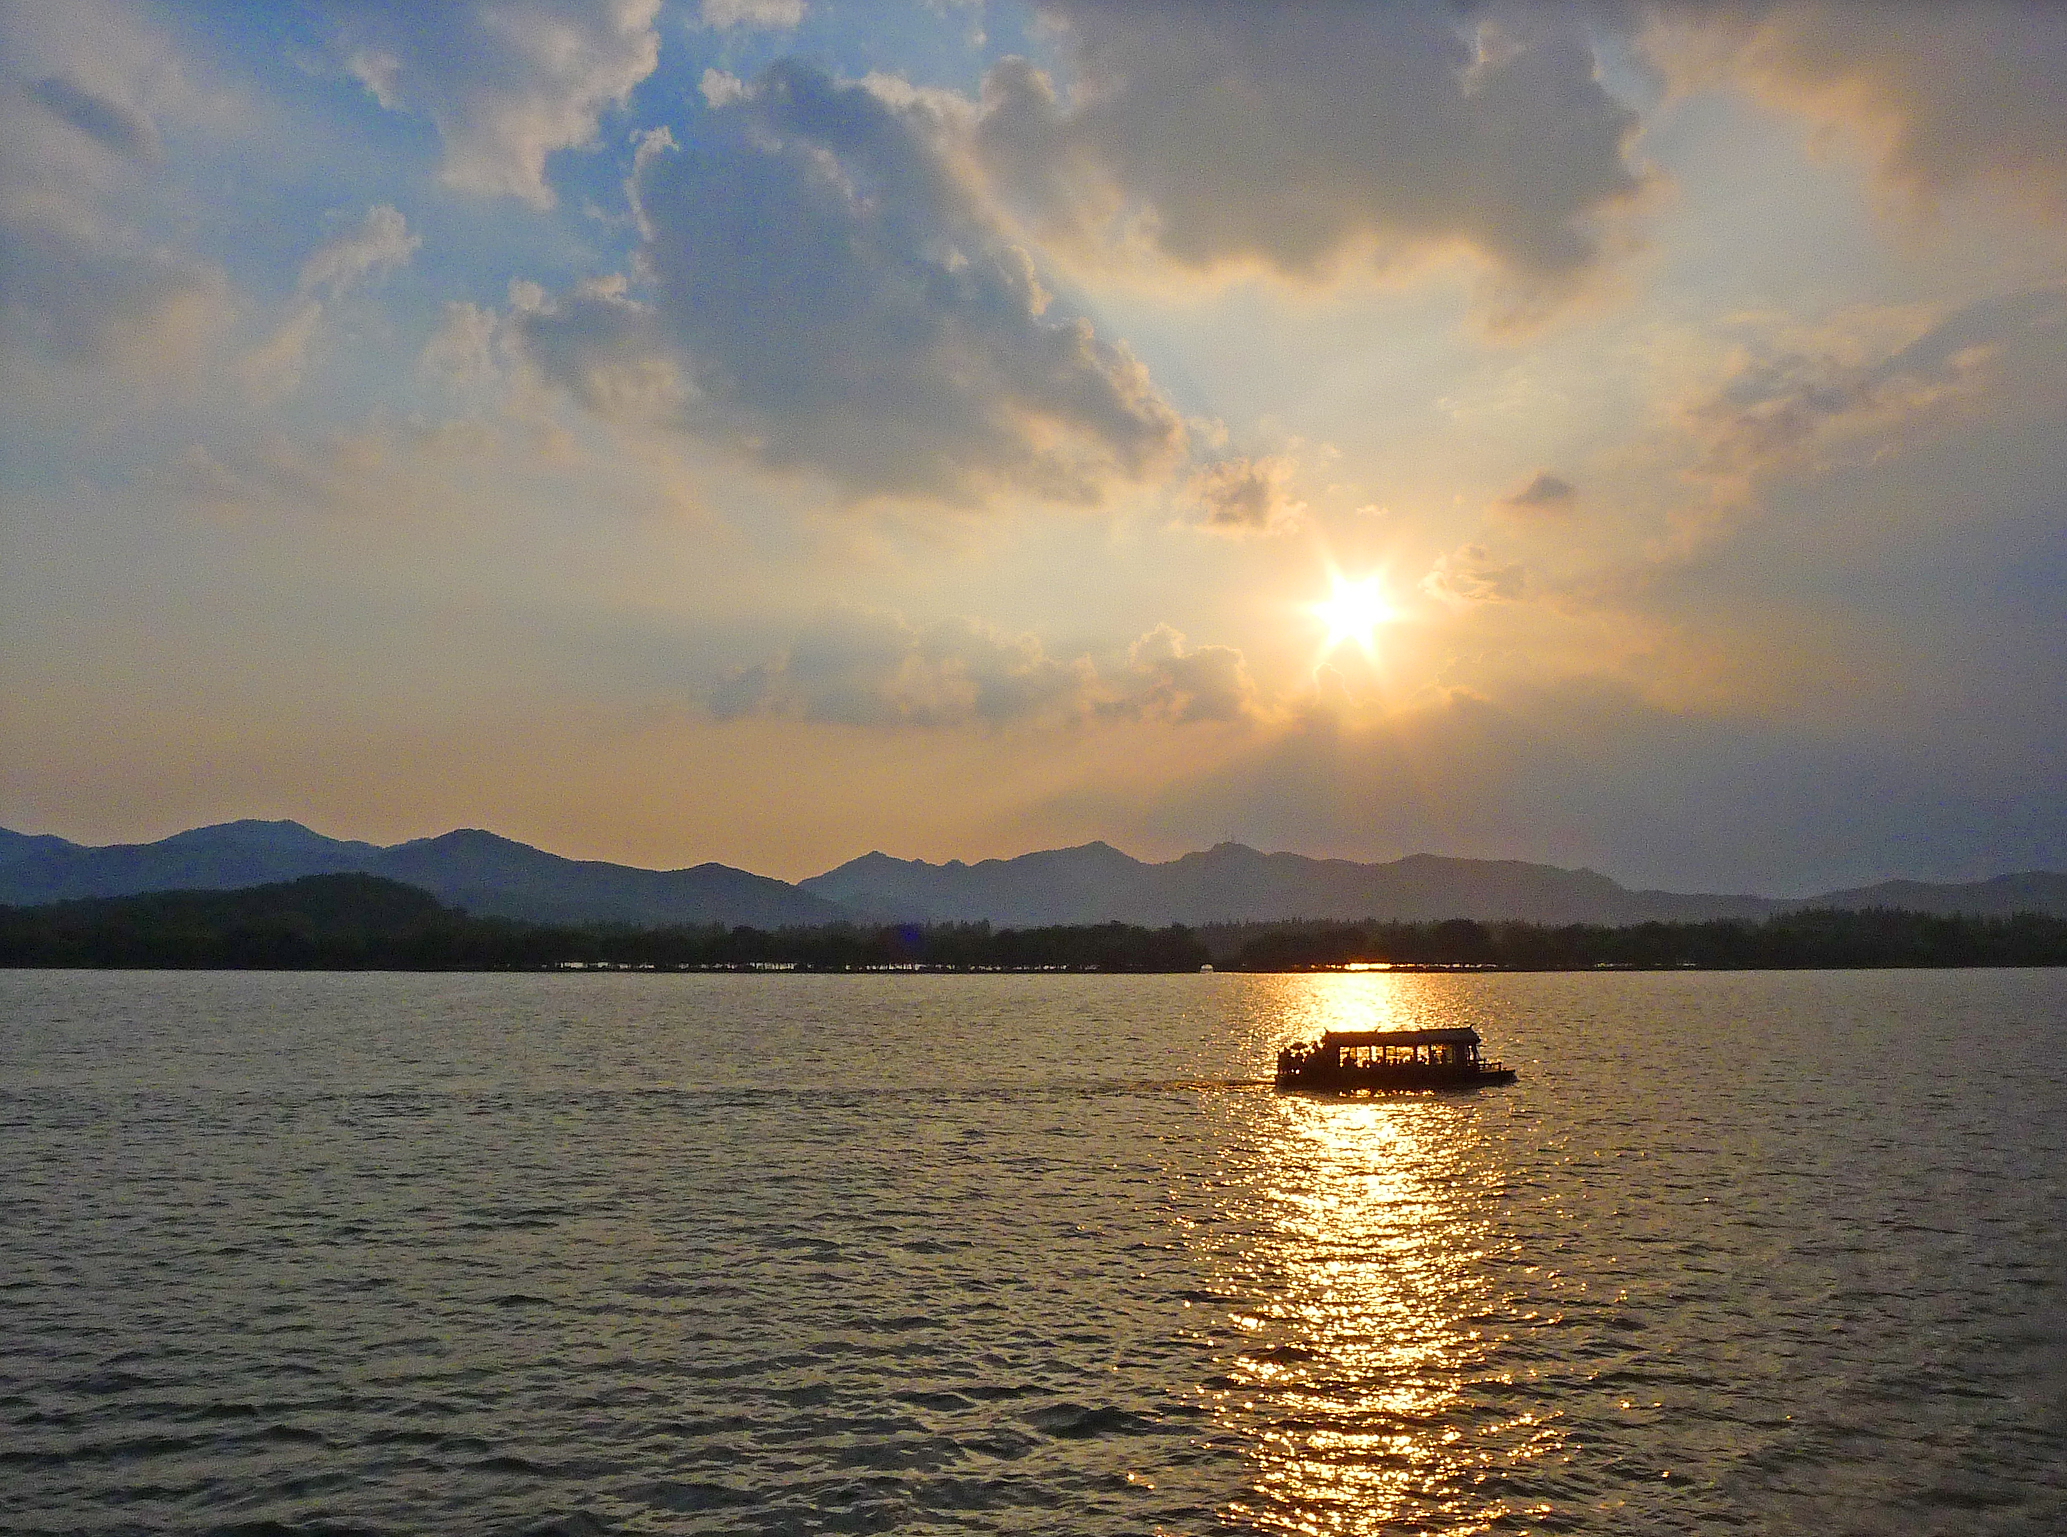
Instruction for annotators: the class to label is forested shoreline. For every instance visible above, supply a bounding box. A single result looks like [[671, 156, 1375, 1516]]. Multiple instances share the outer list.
[[6, 873, 2067, 972]]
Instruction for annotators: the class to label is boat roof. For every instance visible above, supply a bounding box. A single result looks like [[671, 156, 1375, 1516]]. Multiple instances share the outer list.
[[1319, 1027, 1481, 1047]]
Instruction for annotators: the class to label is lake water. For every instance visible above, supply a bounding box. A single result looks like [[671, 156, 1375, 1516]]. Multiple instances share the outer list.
[[3, 968, 2063, 1535]]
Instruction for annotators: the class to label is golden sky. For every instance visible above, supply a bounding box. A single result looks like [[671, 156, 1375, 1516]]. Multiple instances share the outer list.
[[4, 1, 2065, 893]]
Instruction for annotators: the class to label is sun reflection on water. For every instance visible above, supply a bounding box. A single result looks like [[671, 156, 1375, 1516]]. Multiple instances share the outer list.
[[1209, 974, 1556, 1534]]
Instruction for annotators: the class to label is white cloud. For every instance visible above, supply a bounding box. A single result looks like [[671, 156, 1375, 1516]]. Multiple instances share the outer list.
[[326, 0, 662, 207], [697, 69, 747, 108], [234, 300, 325, 399], [419, 300, 504, 385], [1424, 544, 1527, 604], [238, 206, 422, 398], [297, 204, 420, 298], [698, 0, 804, 30]]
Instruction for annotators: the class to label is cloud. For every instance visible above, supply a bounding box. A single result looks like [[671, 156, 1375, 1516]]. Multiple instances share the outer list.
[[699, 0, 804, 29], [238, 206, 422, 397], [1093, 669, 2067, 893], [0, 201, 227, 372], [156, 416, 505, 520], [1646, 2, 2067, 215], [1500, 470, 1578, 511], [1684, 286, 2067, 480], [712, 610, 1100, 728], [518, 61, 1186, 506], [1424, 544, 1526, 603], [419, 300, 503, 385], [976, 3, 1642, 288], [1115, 625, 1259, 725], [325, 0, 661, 206], [1190, 454, 1305, 534], [698, 69, 748, 109], [712, 610, 1260, 729], [27, 75, 160, 162], [234, 300, 325, 398], [297, 204, 420, 298], [0, 29, 224, 373]]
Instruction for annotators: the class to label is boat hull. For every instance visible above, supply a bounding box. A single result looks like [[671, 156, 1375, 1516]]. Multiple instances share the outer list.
[[1274, 1063, 1516, 1093]]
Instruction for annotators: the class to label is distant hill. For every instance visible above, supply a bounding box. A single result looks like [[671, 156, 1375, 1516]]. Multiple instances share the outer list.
[[371, 828, 849, 928], [805, 842, 1157, 926], [0, 820, 846, 928], [0, 873, 456, 968], [0, 874, 1216, 971], [5, 819, 2064, 929], [801, 841, 2067, 925], [1803, 871, 2067, 918], [0, 820, 378, 904], [0, 827, 81, 863], [801, 841, 1789, 926]]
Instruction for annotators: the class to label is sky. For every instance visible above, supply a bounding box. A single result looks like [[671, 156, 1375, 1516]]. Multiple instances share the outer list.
[[3, 0, 2065, 894]]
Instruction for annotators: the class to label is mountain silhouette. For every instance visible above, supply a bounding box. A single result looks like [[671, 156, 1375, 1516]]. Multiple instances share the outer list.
[[0, 820, 845, 928], [5, 819, 2065, 928], [799, 841, 2067, 926]]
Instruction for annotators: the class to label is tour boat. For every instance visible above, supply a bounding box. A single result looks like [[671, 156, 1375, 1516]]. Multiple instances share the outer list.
[[1274, 1026, 1516, 1092]]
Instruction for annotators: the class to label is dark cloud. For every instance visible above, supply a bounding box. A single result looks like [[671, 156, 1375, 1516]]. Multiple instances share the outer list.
[[711, 610, 1258, 729], [978, 2, 1642, 284], [1647, 1, 2067, 213], [1501, 470, 1578, 511], [520, 62, 1185, 505], [2, 52, 217, 370], [0, 212, 223, 369], [1084, 671, 2067, 894], [1687, 286, 2067, 478], [27, 76, 160, 162], [1191, 455, 1304, 533], [324, 0, 660, 206]]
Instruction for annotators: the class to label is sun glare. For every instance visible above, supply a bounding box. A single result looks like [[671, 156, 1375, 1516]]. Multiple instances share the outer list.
[[1312, 573, 1397, 658]]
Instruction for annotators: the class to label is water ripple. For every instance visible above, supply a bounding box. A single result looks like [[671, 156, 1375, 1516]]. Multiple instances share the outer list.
[[1, 968, 2062, 1534]]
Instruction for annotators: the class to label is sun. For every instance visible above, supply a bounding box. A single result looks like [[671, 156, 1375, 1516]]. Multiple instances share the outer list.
[[1311, 573, 1397, 657]]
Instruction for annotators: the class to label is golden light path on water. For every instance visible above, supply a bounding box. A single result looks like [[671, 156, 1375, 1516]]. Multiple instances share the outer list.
[[1208, 974, 1560, 1535]]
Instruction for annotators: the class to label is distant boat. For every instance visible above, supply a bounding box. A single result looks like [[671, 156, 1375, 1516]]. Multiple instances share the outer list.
[[1275, 1026, 1516, 1092]]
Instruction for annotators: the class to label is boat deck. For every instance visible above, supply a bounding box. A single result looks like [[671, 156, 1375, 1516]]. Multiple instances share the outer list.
[[1275, 1025, 1516, 1092]]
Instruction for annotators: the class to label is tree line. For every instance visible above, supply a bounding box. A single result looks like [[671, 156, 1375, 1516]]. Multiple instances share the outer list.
[[1211, 911, 2067, 970], [0, 875, 1214, 971], [4, 873, 2067, 971]]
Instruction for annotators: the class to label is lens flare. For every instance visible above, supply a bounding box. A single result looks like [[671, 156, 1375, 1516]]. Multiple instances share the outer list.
[[1312, 573, 1397, 658]]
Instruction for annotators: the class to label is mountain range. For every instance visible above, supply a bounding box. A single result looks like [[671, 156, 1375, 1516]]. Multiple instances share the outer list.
[[5, 820, 2067, 930], [0, 822, 844, 928]]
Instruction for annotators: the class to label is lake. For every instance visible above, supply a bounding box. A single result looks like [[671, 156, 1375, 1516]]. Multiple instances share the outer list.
[[3, 968, 2063, 1534]]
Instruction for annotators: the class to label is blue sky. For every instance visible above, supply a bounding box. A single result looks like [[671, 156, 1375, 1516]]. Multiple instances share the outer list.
[[4, 0, 2065, 892]]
